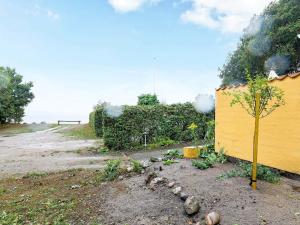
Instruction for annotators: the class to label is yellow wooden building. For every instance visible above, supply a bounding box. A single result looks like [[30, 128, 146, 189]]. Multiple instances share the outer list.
[[215, 72, 300, 174]]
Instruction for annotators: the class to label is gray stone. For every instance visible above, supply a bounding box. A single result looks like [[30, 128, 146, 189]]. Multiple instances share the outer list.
[[184, 196, 200, 215], [142, 160, 152, 168], [127, 166, 133, 172], [172, 186, 182, 195], [180, 192, 189, 201]]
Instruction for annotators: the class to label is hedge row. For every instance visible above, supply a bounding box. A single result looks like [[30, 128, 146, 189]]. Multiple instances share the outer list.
[[90, 103, 214, 150]]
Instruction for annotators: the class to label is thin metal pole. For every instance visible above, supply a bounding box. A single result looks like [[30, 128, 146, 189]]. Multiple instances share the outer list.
[[251, 92, 261, 190]]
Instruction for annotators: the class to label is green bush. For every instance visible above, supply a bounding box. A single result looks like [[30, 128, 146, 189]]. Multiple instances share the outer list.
[[89, 106, 104, 137], [101, 103, 213, 150], [103, 160, 121, 181]]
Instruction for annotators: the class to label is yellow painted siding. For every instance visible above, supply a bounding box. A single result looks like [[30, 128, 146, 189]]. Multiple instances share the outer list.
[[215, 75, 300, 174]]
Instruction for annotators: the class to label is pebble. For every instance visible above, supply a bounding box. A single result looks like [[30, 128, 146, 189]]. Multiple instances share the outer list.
[[168, 182, 175, 188], [172, 186, 182, 195], [180, 192, 189, 201]]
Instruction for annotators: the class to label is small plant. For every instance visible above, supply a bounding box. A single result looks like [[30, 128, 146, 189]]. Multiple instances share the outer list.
[[188, 122, 199, 146], [219, 161, 280, 183], [148, 137, 176, 149], [23, 172, 48, 179], [163, 149, 183, 160], [131, 160, 143, 173], [193, 149, 227, 170], [103, 160, 121, 181], [163, 159, 178, 166], [192, 159, 212, 170], [98, 147, 109, 154]]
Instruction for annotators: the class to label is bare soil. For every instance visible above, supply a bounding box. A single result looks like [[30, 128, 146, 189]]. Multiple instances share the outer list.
[[0, 125, 114, 178], [94, 160, 300, 225]]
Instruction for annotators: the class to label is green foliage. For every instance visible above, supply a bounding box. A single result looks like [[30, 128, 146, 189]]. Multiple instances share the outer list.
[[148, 137, 176, 149], [193, 149, 227, 170], [137, 94, 160, 106], [163, 149, 183, 160], [131, 160, 143, 173], [89, 104, 105, 137], [98, 147, 109, 154], [103, 160, 121, 181], [219, 161, 280, 183], [220, 0, 300, 84], [0, 67, 34, 123], [163, 159, 178, 166], [204, 120, 215, 146], [188, 122, 199, 146], [225, 73, 285, 118], [102, 103, 213, 150]]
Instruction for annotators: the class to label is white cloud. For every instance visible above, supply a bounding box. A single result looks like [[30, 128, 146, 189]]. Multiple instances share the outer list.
[[107, 0, 162, 13], [27, 4, 60, 20], [181, 0, 274, 33], [47, 10, 60, 20]]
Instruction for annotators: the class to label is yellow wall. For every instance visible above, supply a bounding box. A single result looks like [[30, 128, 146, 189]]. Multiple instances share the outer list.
[[215, 75, 300, 174]]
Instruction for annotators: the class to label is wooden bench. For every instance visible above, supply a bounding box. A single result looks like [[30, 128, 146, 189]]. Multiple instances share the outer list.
[[57, 120, 81, 125]]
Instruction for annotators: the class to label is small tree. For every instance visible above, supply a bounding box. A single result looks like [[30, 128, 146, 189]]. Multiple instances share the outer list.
[[225, 72, 285, 189], [137, 94, 160, 106]]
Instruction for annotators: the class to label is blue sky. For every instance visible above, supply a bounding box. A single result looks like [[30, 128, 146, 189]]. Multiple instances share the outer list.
[[0, 0, 272, 123]]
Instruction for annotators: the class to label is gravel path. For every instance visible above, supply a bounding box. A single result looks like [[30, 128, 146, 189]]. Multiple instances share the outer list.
[[0, 126, 112, 178]]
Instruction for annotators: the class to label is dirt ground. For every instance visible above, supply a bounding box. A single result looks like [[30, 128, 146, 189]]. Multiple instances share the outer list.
[[0, 125, 113, 178], [94, 160, 300, 225]]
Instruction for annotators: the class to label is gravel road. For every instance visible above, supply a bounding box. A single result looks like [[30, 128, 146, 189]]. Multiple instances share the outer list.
[[0, 126, 112, 178]]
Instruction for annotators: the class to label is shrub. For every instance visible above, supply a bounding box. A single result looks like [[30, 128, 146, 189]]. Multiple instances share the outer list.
[[138, 94, 160, 106], [102, 103, 214, 150], [131, 160, 143, 173], [103, 160, 121, 181], [219, 161, 280, 183]]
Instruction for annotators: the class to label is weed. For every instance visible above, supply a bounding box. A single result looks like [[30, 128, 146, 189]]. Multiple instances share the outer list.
[[163, 159, 178, 166], [61, 124, 97, 140], [131, 160, 143, 173], [192, 159, 213, 170], [148, 137, 176, 149], [192, 149, 227, 170], [219, 161, 280, 183], [103, 160, 121, 181], [163, 149, 183, 160], [0, 188, 7, 196]]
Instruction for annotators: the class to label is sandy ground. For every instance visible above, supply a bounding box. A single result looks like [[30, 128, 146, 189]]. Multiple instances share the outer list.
[[0, 126, 113, 178], [93, 160, 300, 225]]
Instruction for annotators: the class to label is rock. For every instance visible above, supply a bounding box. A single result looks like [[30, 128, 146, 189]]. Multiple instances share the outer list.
[[205, 212, 220, 225], [127, 166, 133, 172], [195, 222, 201, 225], [172, 186, 182, 195], [180, 192, 189, 201], [70, 184, 81, 189], [149, 177, 165, 190], [184, 196, 200, 215], [145, 171, 157, 184], [142, 160, 152, 168], [168, 182, 175, 188], [118, 176, 124, 180], [150, 157, 160, 162]]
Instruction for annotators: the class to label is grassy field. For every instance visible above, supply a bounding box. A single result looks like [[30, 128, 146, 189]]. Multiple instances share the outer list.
[[0, 124, 58, 136], [60, 124, 97, 140], [0, 169, 104, 225]]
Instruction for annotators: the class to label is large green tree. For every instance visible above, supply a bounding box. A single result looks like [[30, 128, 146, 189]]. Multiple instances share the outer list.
[[0, 67, 34, 123], [220, 0, 300, 85]]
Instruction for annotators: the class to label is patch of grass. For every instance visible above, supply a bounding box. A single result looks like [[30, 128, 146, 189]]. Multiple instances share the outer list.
[[148, 137, 177, 149], [131, 160, 143, 173], [62, 124, 97, 140], [23, 172, 49, 179], [218, 161, 280, 183], [103, 160, 121, 181], [0, 170, 106, 224], [0, 124, 56, 136], [98, 147, 109, 154]]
